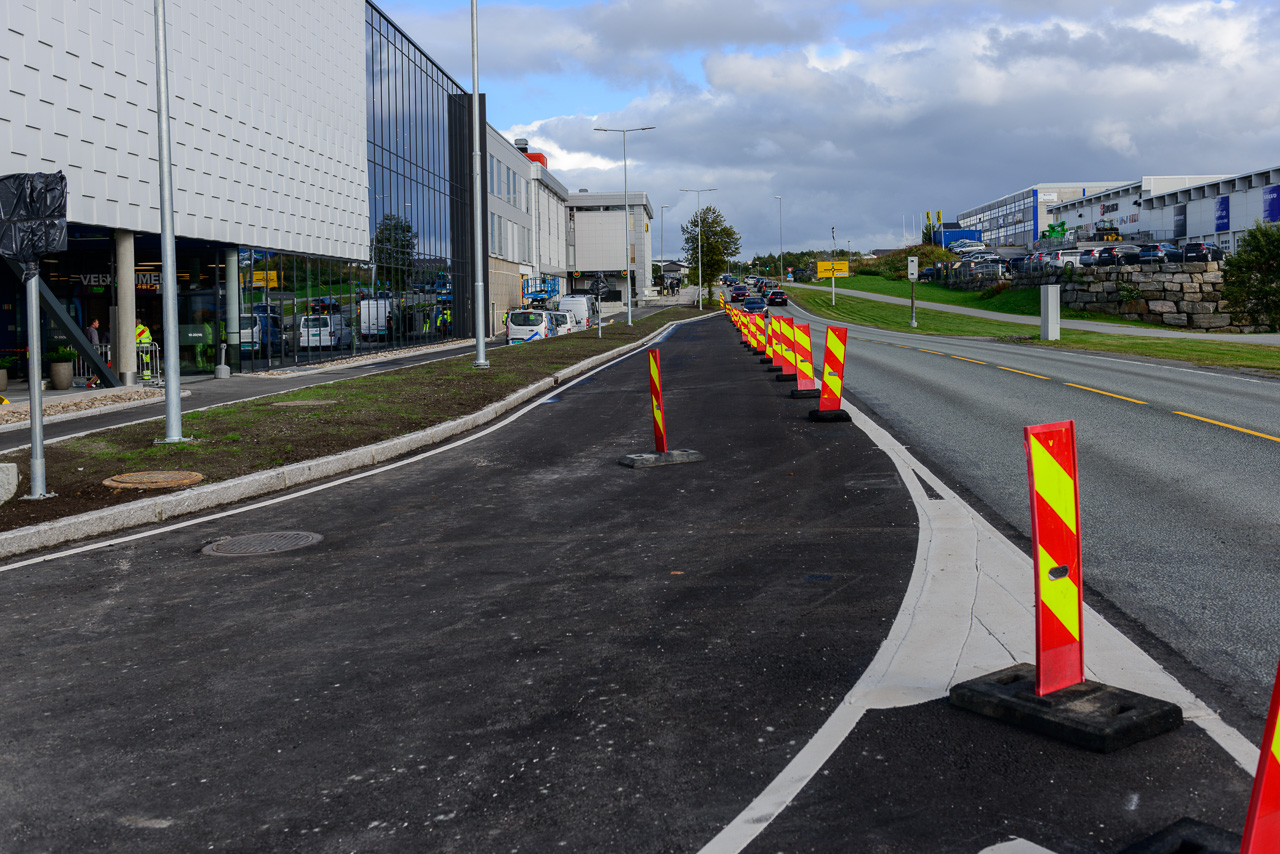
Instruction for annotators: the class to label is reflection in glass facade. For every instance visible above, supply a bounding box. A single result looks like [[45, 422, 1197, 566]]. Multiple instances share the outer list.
[[238, 1, 479, 371]]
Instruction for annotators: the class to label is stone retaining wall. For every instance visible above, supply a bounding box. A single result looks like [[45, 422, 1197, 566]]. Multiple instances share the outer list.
[[1011, 262, 1267, 333]]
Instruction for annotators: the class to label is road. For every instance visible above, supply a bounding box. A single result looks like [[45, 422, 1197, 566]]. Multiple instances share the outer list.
[[773, 295, 1280, 732]]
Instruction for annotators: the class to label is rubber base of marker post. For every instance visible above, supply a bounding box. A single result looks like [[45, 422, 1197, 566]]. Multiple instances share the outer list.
[[617, 450, 706, 468], [752, 349, 765, 356], [808, 408, 852, 423], [948, 663, 1183, 753], [766, 365, 783, 372], [775, 373, 796, 382], [1117, 818, 1241, 854], [791, 388, 820, 398], [759, 357, 772, 363]]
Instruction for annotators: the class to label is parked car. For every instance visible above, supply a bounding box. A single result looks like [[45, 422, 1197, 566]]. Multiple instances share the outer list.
[[549, 310, 578, 335], [919, 266, 937, 281], [1182, 242, 1225, 262], [971, 262, 1004, 277], [1046, 249, 1086, 270], [765, 289, 789, 306], [1077, 248, 1103, 267], [1139, 243, 1183, 263], [1095, 245, 1142, 266], [742, 296, 767, 314], [240, 313, 289, 356], [308, 297, 341, 314], [1009, 255, 1032, 273], [730, 285, 750, 302], [297, 313, 351, 350]]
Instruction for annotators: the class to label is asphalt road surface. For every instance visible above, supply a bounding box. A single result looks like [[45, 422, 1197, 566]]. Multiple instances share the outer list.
[[778, 296, 1280, 734], [0, 317, 1256, 852]]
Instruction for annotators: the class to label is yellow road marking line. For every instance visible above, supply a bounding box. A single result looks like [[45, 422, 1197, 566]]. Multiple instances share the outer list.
[[917, 349, 945, 355], [894, 344, 914, 349], [951, 355, 987, 364], [998, 366, 1049, 379], [1174, 411, 1280, 443], [1063, 383, 1148, 404]]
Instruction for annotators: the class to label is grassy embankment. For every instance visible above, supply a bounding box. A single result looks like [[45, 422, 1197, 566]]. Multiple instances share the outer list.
[[0, 307, 705, 533]]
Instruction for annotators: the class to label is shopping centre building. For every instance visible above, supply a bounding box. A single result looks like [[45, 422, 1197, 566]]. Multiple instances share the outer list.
[[0, 0, 591, 378]]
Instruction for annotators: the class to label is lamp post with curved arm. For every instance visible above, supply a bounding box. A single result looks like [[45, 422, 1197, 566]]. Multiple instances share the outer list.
[[594, 126, 655, 326]]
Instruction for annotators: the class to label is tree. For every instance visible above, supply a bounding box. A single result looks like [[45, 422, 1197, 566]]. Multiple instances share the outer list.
[[372, 213, 418, 292], [681, 206, 741, 291], [1222, 220, 1280, 328]]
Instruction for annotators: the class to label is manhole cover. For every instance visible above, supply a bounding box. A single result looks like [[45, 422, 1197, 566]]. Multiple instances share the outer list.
[[272, 400, 336, 407], [103, 470, 204, 490], [202, 531, 323, 556]]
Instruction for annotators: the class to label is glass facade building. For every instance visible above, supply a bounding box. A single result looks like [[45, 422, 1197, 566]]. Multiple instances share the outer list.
[[0, 0, 480, 378]]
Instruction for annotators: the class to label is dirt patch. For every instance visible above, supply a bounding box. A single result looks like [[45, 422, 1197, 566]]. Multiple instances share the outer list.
[[0, 309, 706, 533]]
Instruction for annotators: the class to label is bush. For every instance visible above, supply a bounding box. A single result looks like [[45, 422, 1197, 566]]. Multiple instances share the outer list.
[[1222, 220, 1280, 325], [978, 281, 1010, 300], [48, 347, 78, 363]]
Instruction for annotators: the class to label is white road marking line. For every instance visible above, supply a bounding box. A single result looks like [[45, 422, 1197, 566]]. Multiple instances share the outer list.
[[699, 391, 1257, 854]]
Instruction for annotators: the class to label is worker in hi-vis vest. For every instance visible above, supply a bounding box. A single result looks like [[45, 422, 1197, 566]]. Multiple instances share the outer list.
[[135, 317, 153, 380]]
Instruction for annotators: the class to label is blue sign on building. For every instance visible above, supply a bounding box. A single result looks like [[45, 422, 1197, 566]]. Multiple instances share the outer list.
[[1265, 186, 1280, 224], [1215, 195, 1231, 233]]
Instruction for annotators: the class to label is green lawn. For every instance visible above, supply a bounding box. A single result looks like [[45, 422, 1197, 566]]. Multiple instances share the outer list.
[[789, 289, 1280, 375], [814, 274, 1151, 327]]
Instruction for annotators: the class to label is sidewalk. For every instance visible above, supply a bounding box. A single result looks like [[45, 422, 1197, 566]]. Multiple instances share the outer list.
[[785, 281, 1280, 344]]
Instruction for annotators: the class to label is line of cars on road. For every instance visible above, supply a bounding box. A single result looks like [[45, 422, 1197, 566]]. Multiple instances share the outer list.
[[727, 277, 788, 314], [504, 295, 599, 343]]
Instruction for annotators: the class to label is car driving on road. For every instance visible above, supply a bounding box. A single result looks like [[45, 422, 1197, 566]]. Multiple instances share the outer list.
[[766, 289, 789, 306], [742, 296, 767, 314]]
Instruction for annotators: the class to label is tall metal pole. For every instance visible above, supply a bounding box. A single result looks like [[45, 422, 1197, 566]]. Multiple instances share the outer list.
[[153, 0, 185, 443], [470, 0, 489, 367], [23, 263, 49, 497], [594, 127, 654, 326], [679, 188, 716, 310], [775, 195, 783, 287]]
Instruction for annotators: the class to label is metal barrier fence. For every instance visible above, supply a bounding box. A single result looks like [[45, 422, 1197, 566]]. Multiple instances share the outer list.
[[73, 343, 163, 385]]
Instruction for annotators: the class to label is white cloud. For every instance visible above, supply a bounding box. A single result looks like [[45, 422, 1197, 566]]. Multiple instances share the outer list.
[[459, 0, 1280, 255]]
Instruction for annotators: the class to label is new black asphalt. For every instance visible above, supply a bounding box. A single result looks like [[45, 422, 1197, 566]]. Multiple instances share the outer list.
[[0, 316, 1257, 852], [0, 317, 918, 851]]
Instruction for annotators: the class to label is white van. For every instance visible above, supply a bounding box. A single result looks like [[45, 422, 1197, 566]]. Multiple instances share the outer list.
[[298, 313, 352, 350], [358, 298, 394, 341], [506, 310, 552, 343], [549, 310, 577, 335], [557, 295, 598, 330]]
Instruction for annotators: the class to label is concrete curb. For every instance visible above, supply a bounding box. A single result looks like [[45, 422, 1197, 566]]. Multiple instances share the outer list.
[[0, 313, 712, 560], [0, 390, 192, 436]]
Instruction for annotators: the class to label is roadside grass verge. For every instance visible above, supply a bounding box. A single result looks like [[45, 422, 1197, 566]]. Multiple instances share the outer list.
[[815, 274, 1152, 326], [790, 290, 1280, 375], [0, 307, 705, 533]]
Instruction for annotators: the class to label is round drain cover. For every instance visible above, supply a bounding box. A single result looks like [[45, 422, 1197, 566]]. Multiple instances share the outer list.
[[103, 470, 204, 490], [272, 400, 336, 407], [202, 531, 323, 556]]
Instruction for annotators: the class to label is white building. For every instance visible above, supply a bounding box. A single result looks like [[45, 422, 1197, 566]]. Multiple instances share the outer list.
[[566, 191, 654, 300], [958, 182, 1131, 249], [1047, 176, 1232, 242], [485, 127, 535, 321], [1140, 167, 1280, 253], [515, 141, 569, 283]]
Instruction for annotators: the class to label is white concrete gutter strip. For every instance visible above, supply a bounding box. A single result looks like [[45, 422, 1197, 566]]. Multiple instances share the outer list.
[[698, 392, 1257, 854], [0, 314, 716, 561]]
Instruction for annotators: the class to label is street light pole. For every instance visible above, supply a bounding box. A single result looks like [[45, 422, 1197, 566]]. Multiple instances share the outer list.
[[679, 188, 716, 310], [594, 126, 654, 326], [153, 0, 186, 443], [775, 195, 783, 287], [470, 0, 489, 368], [660, 204, 668, 300]]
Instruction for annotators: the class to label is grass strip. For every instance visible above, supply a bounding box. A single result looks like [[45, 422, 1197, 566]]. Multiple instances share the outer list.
[[812, 274, 1152, 326], [790, 289, 1280, 375], [0, 307, 705, 533]]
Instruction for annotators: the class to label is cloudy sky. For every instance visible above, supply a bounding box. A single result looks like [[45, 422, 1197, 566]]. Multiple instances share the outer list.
[[380, 0, 1280, 258]]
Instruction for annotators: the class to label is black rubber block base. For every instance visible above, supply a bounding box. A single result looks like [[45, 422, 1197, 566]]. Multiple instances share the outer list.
[[775, 373, 796, 382], [791, 388, 820, 398], [808, 408, 852, 423], [948, 663, 1183, 754], [766, 366, 783, 373], [617, 449, 707, 468], [759, 357, 772, 363], [752, 349, 765, 356], [1117, 817, 1241, 854]]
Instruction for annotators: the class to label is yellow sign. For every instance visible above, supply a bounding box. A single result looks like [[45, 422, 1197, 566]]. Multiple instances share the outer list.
[[250, 270, 280, 289], [817, 261, 849, 277]]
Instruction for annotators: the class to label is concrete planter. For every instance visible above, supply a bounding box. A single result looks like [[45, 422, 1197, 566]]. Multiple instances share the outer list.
[[49, 361, 73, 390]]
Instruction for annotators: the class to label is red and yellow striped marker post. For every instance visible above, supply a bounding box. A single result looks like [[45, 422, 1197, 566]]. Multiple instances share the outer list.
[[769, 316, 787, 369], [1023, 420, 1084, 697], [1242, 657, 1280, 850], [777, 317, 797, 379], [649, 348, 668, 454], [738, 311, 749, 345], [794, 323, 817, 391], [762, 316, 776, 363], [809, 326, 852, 422]]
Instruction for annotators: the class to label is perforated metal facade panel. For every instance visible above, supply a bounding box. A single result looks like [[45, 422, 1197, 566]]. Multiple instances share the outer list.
[[0, 0, 369, 260]]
